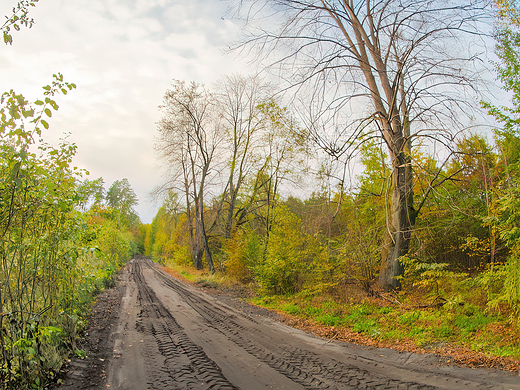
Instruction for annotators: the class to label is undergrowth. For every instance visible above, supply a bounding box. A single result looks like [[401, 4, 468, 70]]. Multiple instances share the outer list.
[[164, 262, 520, 366], [249, 292, 520, 362]]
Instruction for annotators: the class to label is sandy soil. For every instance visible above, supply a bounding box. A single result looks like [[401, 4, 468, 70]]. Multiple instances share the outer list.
[[57, 258, 520, 389]]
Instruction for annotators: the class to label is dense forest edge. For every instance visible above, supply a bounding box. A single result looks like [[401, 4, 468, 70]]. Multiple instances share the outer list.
[[1, 6, 143, 384], [0, 80, 143, 389], [3, 0, 520, 389]]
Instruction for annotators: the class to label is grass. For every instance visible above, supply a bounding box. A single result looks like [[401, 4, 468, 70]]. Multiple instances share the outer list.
[[160, 262, 238, 289], [247, 292, 520, 366], [160, 261, 520, 370]]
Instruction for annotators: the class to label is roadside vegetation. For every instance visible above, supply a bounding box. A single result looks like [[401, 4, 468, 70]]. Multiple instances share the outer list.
[[0, 77, 143, 388], [0, 74, 142, 388], [1, 5, 143, 388]]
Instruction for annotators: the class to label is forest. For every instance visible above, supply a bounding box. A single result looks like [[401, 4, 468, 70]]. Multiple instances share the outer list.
[[2, 0, 520, 388], [145, 0, 520, 372]]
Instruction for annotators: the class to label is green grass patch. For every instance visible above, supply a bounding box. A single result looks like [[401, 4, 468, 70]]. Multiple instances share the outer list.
[[351, 318, 379, 334], [376, 306, 393, 315], [344, 305, 374, 322], [454, 313, 493, 335], [398, 311, 420, 324], [282, 303, 301, 315], [433, 324, 453, 339], [493, 344, 520, 357], [304, 306, 323, 316], [316, 313, 343, 326], [258, 295, 516, 358], [163, 262, 520, 361]]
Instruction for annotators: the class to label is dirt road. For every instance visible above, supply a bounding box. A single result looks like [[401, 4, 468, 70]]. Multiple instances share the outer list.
[[59, 258, 520, 389]]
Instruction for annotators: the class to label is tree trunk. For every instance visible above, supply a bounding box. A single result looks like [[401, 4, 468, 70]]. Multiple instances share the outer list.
[[224, 174, 236, 239], [224, 195, 236, 239], [193, 247, 204, 270], [189, 225, 204, 270], [199, 199, 215, 273], [185, 195, 203, 270], [378, 71, 416, 291], [379, 148, 416, 291]]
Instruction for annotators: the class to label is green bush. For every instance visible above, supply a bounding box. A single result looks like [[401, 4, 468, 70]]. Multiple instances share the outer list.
[[255, 206, 310, 294]]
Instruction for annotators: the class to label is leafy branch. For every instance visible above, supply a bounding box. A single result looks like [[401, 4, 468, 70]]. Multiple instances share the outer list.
[[0, 73, 77, 147], [2, 0, 39, 45]]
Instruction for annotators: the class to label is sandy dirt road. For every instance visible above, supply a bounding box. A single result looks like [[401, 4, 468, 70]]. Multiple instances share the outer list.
[[59, 258, 520, 389]]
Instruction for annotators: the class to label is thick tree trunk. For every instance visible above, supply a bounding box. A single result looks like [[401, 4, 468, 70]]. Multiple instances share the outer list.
[[378, 74, 416, 290], [193, 247, 204, 270], [379, 150, 416, 291]]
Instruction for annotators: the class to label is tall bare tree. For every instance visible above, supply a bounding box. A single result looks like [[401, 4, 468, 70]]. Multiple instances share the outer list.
[[215, 74, 272, 238], [235, 0, 491, 290], [156, 81, 223, 272]]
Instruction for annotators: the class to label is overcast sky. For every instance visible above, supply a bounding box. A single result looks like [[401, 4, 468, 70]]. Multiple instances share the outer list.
[[1, 0, 251, 223], [1, 1, 505, 224]]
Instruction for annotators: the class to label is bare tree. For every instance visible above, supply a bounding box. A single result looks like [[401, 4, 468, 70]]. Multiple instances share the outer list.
[[234, 0, 491, 290], [156, 81, 223, 273], [215, 74, 272, 239]]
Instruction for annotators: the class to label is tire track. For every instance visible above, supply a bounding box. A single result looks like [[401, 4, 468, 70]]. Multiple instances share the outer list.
[[145, 259, 438, 390], [132, 260, 238, 390]]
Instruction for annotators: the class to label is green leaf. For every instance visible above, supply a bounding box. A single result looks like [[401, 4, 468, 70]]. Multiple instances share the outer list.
[[9, 106, 20, 119], [22, 109, 34, 118], [3, 32, 13, 45], [41, 119, 49, 129], [15, 94, 25, 107], [11, 162, 21, 178], [34, 100, 44, 106], [44, 108, 52, 117]]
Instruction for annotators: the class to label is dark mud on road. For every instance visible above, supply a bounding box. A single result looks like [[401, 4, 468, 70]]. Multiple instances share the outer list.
[[57, 277, 123, 389], [58, 258, 520, 389]]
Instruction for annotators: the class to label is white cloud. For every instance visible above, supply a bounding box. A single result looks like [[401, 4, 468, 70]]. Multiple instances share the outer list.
[[0, 0, 250, 222]]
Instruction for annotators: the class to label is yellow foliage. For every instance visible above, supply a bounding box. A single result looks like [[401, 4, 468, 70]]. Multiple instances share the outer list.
[[222, 229, 252, 282]]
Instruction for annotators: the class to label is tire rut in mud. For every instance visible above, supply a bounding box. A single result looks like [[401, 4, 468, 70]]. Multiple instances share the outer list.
[[132, 260, 237, 390], [145, 259, 438, 390]]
